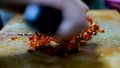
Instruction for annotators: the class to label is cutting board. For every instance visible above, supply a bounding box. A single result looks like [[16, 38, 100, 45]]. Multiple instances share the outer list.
[[0, 10, 120, 68]]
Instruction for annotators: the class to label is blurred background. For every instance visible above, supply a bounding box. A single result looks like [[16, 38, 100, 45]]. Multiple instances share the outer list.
[[0, 0, 119, 30]]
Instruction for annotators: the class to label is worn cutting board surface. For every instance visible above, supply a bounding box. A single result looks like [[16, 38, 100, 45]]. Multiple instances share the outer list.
[[0, 10, 120, 68]]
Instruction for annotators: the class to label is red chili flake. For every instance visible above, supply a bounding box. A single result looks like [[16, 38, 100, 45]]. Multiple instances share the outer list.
[[98, 28, 104, 33], [9, 36, 17, 40]]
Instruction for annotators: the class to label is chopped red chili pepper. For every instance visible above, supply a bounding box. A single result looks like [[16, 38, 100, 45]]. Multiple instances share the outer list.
[[27, 17, 105, 57], [92, 23, 99, 30], [87, 16, 93, 24], [92, 31, 97, 35], [87, 29, 92, 35]]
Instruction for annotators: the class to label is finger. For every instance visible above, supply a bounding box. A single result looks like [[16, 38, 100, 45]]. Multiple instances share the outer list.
[[56, 19, 88, 38], [0, 0, 63, 9], [76, 0, 89, 10], [0, 0, 63, 14]]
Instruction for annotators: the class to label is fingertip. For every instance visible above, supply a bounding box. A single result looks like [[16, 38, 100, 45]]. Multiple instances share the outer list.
[[56, 20, 74, 38], [56, 19, 88, 39]]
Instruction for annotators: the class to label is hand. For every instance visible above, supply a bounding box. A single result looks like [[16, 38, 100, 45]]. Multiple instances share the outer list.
[[55, 0, 89, 38], [1, 0, 89, 38]]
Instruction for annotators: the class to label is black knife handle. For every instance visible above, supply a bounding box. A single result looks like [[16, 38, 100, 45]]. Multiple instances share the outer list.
[[24, 5, 62, 34]]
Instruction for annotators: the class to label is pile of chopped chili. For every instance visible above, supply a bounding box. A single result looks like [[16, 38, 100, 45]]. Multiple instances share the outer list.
[[28, 17, 104, 57]]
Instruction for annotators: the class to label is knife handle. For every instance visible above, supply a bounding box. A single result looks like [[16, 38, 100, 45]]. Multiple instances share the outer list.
[[24, 4, 62, 34], [23, 4, 41, 23]]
